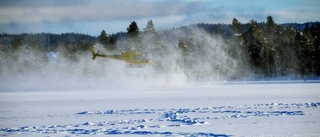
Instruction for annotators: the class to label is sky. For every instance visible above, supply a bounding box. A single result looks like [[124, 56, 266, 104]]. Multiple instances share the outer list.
[[0, 0, 319, 36]]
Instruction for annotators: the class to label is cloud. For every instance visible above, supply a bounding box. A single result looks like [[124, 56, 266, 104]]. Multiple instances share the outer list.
[[0, 0, 211, 34], [266, 9, 320, 23], [0, 0, 207, 24], [0, 0, 319, 35]]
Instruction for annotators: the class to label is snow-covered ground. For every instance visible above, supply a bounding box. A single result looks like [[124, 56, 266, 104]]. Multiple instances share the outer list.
[[0, 82, 319, 136]]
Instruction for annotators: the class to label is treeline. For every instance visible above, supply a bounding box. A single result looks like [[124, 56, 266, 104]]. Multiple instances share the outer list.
[[0, 32, 96, 52], [228, 17, 320, 78], [0, 16, 319, 79], [160, 17, 320, 78]]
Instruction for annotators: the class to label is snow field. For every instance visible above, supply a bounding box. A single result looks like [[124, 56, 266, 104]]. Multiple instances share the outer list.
[[0, 83, 319, 136]]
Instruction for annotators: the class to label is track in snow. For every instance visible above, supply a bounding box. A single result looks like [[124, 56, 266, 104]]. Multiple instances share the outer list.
[[1, 102, 319, 136]]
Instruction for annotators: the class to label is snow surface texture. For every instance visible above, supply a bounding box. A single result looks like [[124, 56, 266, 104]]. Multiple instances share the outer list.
[[0, 83, 320, 136]]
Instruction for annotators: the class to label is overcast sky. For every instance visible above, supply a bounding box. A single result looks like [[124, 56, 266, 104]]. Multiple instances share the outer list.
[[0, 0, 319, 36]]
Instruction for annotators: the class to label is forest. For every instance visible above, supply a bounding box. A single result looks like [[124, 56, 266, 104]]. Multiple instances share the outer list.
[[0, 16, 319, 80]]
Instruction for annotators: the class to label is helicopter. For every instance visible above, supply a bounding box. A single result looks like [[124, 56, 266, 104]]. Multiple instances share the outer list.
[[89, 46, 151, 67]]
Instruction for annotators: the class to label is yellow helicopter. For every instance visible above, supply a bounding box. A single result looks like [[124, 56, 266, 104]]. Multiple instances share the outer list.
[[89, 46, 151, 67]]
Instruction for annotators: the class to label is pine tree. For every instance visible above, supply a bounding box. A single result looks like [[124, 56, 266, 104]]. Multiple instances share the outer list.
[[127, 21, 139, 36], [311, 22, 320, 76], [144, 20, 155, 33], [231, 18, 249, 77], [305, 23, 319, 76], [294, 30, 307, 76], [304, 23, 315, 76], [263, 16, 276, 77], [232, 18, 242, 34], [126, 21, 140, 50], [274, 25, 296, 76], [245, 20, 263, 74], [266, 16, 276, 34], [99, 30, 110, 48]]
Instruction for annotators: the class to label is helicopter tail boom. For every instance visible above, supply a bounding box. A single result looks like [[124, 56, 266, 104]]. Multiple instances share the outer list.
[[89, 46, 97, 60]]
